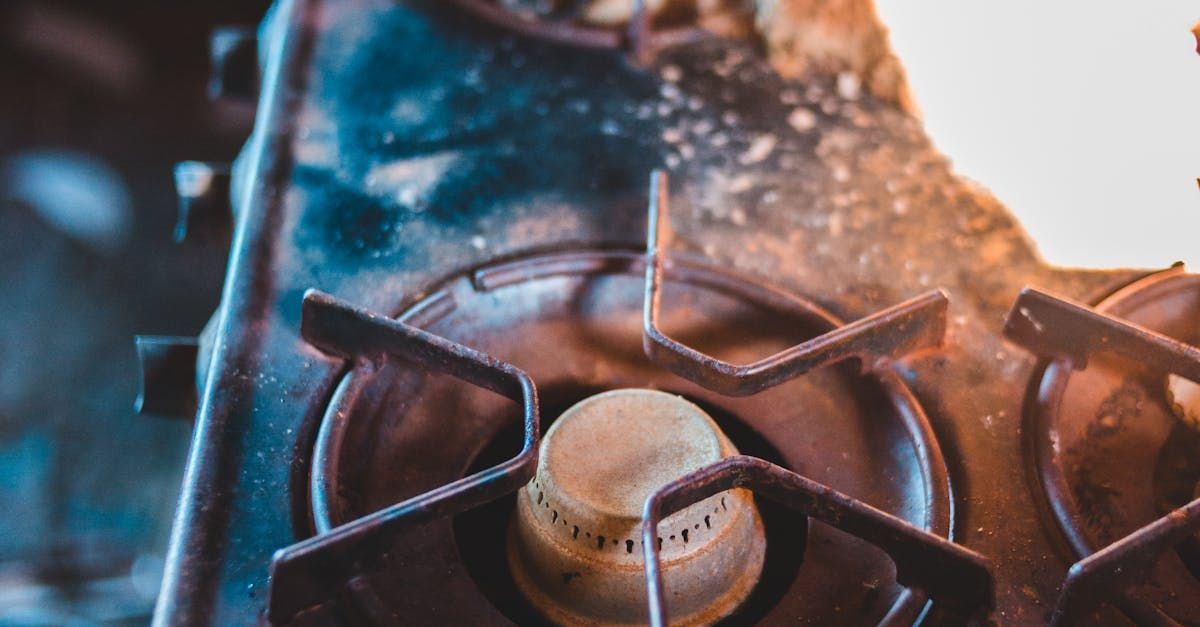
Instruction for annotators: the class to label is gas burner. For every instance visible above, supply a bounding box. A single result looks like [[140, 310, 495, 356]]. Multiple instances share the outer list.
[[1004, 270, 1200, 624], [509, 388, 765, 625], [265, 173, 991, 624]]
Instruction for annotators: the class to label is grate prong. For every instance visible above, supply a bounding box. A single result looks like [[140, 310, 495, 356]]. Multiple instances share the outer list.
[[641, 456, 995, 626], [266, 290, 540, 623], [643, 170, 949, 396]]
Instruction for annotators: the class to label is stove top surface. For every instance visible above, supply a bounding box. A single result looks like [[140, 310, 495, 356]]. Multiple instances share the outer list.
[[151, 1, 1200, 624]]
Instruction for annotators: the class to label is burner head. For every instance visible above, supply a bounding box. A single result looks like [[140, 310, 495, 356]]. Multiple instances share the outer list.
[[507, 388, 765, 625]]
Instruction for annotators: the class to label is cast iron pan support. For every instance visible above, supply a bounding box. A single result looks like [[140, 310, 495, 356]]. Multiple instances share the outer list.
[[266, 290, 540, 624], [643, 170, 950, 396], [641, 170, 991, 623], [1004, 287, 1200, 625], [267, 169, 964, 622], [641, 456, 995, 626], [1050, 497, 1200, 626]]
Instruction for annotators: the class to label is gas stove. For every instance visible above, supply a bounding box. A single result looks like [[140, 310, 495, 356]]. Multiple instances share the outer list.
[[147, 1, 1200, 625]]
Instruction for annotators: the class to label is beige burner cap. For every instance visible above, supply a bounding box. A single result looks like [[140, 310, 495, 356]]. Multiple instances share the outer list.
[[1166, 374, 1200, 432], [543, 389, 724, 521], [508, 388, 765, 626]]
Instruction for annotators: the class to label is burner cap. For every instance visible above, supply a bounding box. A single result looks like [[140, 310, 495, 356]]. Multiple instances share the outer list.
[[508, 388, 765, 625]]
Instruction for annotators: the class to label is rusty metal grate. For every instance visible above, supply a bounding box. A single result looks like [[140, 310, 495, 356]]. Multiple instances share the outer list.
[[641, 456, 994, 626], [265, 172, 994, 624], [1004, 287, 1200, 625], [643, 170, 949, 396], [267, 291, 541, 623]]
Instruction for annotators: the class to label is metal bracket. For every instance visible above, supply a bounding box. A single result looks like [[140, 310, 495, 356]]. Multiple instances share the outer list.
[[209, 25, 259, 101], [173, 161, 232, 244], [643, 170, 949, 396], [641, 456, 995, 626], [267, 289, 540, 623], [134, 335, 199, 418]]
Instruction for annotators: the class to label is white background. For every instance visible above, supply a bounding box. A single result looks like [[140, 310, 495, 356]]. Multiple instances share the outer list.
[[877, 1, 1200, 269]]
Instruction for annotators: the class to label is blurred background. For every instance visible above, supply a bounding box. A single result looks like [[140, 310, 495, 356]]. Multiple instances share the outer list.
[[0, 1, 1194, 624], [0, 2, 266, 623]]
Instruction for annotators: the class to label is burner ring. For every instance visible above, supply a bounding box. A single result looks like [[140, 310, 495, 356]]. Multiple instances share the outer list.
[[308, 249, 953, 624]]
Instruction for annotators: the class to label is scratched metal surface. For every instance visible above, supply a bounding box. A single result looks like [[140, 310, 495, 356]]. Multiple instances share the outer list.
[[156, 0, 1148, 624]]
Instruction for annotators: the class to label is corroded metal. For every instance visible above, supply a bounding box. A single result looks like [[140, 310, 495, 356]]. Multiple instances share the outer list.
[[641, 456, 994, 626], [1050, 496, 1200, 626], [643, 170, 948, 396], [266, 290, 540, 623], [302, 249, 954, 624], [1005, 284, 1200, 381], [1004, 272, 1200, 624]]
